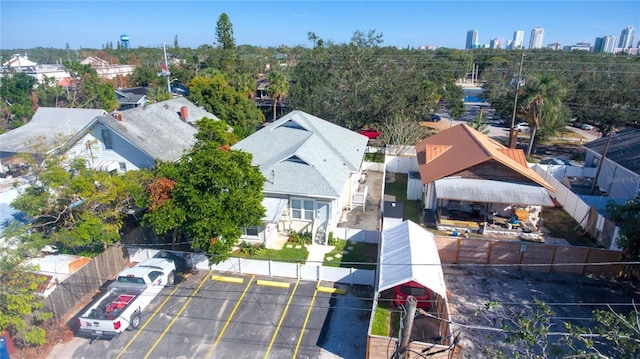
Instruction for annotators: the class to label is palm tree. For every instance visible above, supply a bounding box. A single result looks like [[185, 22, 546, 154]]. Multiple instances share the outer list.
[[518, 75, 567, 157], [267, 70, 288, 122]]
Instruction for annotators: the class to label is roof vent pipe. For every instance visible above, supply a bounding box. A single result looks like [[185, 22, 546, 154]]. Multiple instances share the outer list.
[[113, 112, 122, 121]]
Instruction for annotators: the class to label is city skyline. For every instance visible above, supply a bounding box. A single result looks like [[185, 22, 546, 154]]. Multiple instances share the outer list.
[[1, 1, 638, 50]]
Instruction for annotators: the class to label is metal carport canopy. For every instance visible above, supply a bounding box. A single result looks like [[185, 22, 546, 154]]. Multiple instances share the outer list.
[[377, 220, 447, 298], [435, 178, 554, 206]]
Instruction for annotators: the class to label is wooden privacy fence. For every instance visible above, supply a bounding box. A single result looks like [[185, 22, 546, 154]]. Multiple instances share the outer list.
[[43, 244, 129, 320], [435, 236, 623, 277]]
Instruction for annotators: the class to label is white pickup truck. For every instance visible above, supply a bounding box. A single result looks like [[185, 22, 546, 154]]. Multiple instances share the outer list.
[[77, 257, 176, 338]]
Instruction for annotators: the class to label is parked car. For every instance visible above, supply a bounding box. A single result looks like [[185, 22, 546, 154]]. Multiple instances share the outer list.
[[429, 114, 441, 122], [515, 123, 530, 133], [358, 129, 381, 139], [580, 123, 594, 130], [540, 157, 573, 166]]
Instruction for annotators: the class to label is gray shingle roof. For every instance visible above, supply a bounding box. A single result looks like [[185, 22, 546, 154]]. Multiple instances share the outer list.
[[0, 107, 106, 154], [232, 110, 368, 198], [584, 127, 640, 174], [95, 97, 215, 162]]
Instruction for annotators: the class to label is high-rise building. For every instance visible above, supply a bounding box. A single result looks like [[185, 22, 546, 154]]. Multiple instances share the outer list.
[[529, 28, 545, 49], [547, 42, 562, 50], [489, 38, 504, 49], [618, 26, 635, 49], [466, 29, 478, 49], [511, 30, 525, 49], [595, 35, 617, 53]]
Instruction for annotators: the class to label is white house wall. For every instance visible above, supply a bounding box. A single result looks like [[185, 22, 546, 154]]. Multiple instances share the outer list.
[[64, 124, 155, 172]]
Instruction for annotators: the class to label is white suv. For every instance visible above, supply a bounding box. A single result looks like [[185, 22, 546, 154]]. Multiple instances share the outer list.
[[515, 123, 530, 133]]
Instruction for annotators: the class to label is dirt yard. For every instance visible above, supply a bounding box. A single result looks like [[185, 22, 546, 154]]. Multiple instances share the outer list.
[[444, 266, 640, 358]]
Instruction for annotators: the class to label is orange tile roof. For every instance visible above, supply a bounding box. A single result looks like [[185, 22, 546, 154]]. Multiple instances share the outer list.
[[415, 123, 555, 192]]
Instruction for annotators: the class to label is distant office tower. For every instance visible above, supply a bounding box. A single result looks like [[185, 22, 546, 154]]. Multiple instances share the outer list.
[[512, 30, 525, 49], [595, 35, 617, 53], [547, 42, 562, 50], [618, 26, 635, 49], [489, 38, 504, 49], [466, 29, 478, 49], [529, 28, 545, 49]]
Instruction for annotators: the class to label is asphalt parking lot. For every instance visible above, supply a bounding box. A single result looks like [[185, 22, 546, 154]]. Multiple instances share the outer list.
[[52, 271, 373, 359]]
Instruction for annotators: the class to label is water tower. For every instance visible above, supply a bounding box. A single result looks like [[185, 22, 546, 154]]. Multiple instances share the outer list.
[[120, 34, 130, 49]]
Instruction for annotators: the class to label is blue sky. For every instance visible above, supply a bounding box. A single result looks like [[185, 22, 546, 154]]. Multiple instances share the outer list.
[[1, 1, 638, 50]]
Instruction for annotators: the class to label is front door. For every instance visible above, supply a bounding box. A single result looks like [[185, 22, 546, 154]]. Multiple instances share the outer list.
[[315, 202, 330, 244]]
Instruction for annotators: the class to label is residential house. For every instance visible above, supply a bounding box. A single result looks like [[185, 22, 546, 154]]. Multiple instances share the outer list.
[[80, 56, 135, 80], [115, 87, 148, 110], [62, 97, 215, 172], [415, 124, 555, 237], [2, 54, 37, 71], [0, 107, 107, 173], [1, 54, 70, 84], [232, 110, 369, 247], [583, 128, 640, 199]]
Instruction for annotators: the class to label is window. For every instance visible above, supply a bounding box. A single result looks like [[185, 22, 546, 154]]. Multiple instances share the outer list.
[[400, 285, 428, 297], [242, 225, 260, 237], [102, 129, 113, 149], [119, 162, 126, 171], [148, 271, 162, 283], [291, 198, 315, 220]]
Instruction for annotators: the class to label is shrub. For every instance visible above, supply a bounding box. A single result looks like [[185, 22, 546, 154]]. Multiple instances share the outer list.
[[328, 231, 338, 246]]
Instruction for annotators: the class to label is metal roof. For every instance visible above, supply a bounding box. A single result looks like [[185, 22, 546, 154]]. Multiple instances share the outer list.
[[415, 124, 555, 192], [378, 220, 447, 298], [584, 128, 640, 175], [232, 110, 368, 198], [435, 178, 554, 206]]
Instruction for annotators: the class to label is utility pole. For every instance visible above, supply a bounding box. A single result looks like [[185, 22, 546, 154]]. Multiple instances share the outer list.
[[590, 131, 613, 195], [398, 296, 417, 359], [509, 51, 525, 149]]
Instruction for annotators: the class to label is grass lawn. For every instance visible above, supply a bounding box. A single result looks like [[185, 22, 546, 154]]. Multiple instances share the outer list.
[[365, 152, 385, 163], [371, 290, 400, 337], [384, 173, 421, 223], [541, 207, 596, 247], [232, 244, 309, 263], [323, 239, 377, 270]]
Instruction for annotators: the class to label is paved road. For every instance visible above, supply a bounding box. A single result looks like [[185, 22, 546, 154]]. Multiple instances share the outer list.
[[437, 105, 600, 144]]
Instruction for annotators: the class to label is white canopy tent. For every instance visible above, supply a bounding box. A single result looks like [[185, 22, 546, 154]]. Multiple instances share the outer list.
[[378, 220, 447, 298]]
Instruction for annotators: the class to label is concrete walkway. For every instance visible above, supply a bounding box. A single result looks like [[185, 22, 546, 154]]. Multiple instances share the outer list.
[[304, 244, 335, 266]]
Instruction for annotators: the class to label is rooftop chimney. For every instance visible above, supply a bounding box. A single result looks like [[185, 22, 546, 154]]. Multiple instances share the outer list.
[[180, 106, 188, 121]]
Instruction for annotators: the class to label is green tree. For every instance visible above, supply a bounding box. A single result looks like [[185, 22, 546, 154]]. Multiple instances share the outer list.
[[64, 62, 118, 111], [517, 75, 568, 157], [607, 199, 640, 278], [187, 75, 264, 138], [0, 72, 37, 130], [215, 13, 236, 72], [143, 121, 265, 263], [0, 238, 53, 347], [266, 70, 288, 121], [35, 75, 68, 108], [11, 157, 152, 255], [130, 66, 162, 87], [288, 36, 464, 131]]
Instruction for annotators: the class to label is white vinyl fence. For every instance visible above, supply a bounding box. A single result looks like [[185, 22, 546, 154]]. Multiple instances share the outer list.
[[333, 228, 379, 244], [127, 247, 375, 286], [532, 164, 620, 250]]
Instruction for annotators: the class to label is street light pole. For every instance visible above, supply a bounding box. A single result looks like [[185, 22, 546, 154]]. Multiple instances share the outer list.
[[509, 51, 525, 149]]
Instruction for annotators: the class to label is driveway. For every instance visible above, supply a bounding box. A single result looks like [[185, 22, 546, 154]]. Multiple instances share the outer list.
[[48, 272, 373, 359]]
